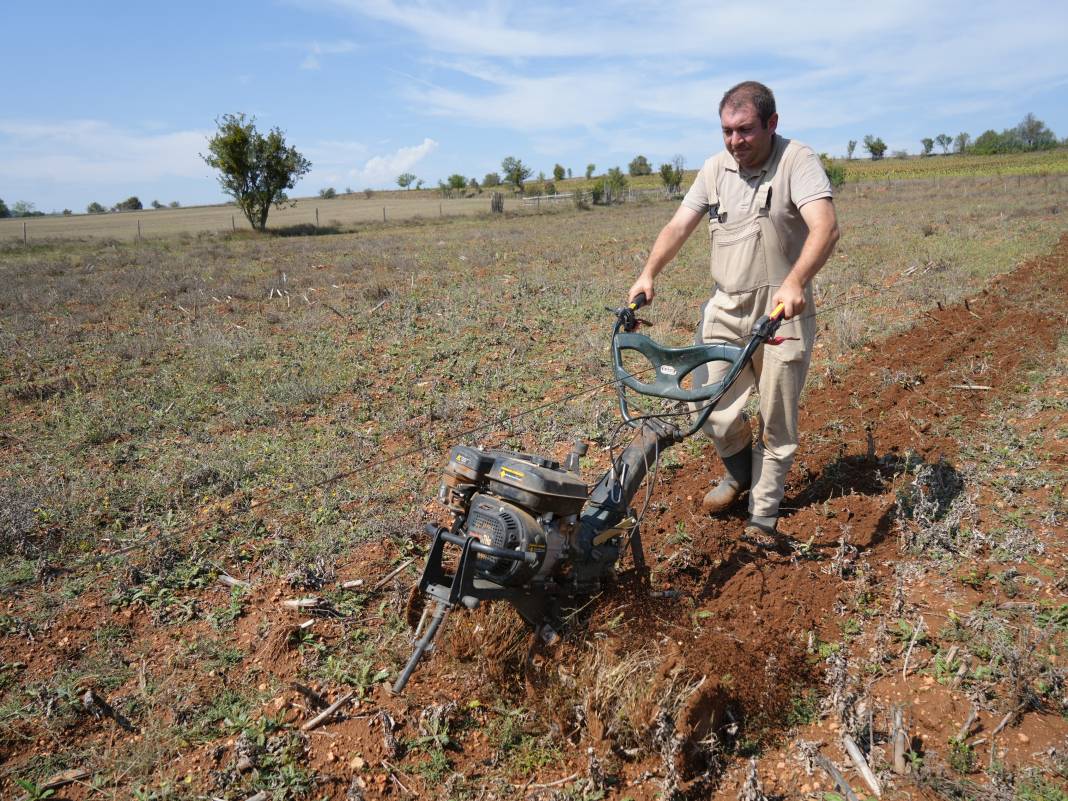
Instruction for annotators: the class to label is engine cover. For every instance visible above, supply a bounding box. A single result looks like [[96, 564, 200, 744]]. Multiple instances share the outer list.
[[484, 454, 587, 517], [464, 493, 570, 586]]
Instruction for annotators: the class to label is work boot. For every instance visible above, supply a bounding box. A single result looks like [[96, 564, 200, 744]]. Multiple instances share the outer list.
[[741, 515, 781, 549], [701, 445, 752, 513]]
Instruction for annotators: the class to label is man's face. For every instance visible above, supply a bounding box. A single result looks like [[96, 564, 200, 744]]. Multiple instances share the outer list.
[[721, 103, 778, 170]]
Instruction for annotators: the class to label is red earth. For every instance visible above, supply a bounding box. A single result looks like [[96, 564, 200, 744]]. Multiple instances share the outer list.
[[3, 236, 1066, 799]]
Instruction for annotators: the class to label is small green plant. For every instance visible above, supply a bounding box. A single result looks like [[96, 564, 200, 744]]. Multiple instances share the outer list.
[[15, 779, 56, 801], [667, 521, 691, 546], [786, 689, 820, 726], [947, 736, 976, 773]]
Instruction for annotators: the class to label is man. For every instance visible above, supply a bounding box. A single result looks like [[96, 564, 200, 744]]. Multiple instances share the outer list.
[[627, 81, 839, 540]]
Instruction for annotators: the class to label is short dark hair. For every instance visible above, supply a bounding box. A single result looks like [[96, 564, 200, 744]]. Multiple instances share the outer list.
[[719, 81, 776, 128]]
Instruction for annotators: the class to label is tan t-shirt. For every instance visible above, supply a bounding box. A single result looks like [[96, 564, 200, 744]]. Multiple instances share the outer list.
[[681, 135, 832, 265]]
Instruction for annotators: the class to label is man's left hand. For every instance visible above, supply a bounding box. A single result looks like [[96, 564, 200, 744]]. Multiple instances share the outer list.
[[772, 277, 806, 319]]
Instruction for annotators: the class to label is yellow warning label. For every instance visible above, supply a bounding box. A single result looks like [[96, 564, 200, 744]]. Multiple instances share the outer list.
[[499, 467, 525, 481]]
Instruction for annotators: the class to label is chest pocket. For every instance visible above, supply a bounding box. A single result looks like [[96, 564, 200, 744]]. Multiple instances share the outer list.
[[706, 182, 790, 293]]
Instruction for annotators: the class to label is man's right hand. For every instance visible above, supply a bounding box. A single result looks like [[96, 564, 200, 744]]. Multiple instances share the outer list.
[[628, 274, 655, 305]]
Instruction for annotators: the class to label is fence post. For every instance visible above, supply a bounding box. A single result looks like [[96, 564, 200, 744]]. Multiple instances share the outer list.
[[137, 219, 142, 240], [315, 207, 319, 228], [383, 207, 386, 222], [23, 221, 28, 244], [439, 203, 442, 217], [232, 215, 236, 232]]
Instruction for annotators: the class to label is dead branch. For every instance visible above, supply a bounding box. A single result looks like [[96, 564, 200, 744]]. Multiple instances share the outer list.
[[381, 760, 415, 795], [955, 704, 979, 742], [282, 597, 324, 610], [218, 573, 251, 589], [42, 768, 90, 790], [842, 735, 882, 797], [815, 754, 861, 801], [372, 558, 415, 592], [902, 616, 924, 680], [891, 706, 908, 775], [301, 690, 355, 732]]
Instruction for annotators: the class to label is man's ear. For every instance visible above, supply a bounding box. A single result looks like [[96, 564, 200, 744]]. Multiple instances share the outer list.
[[767, 112, 779, 134]]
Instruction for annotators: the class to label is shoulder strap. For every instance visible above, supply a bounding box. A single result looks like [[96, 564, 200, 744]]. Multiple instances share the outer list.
[[706, 158, 724, 221], [755, 139, 789, 214]]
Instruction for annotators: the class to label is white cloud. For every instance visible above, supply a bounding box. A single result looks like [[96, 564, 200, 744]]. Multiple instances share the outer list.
[[0, 119, 209, 184], [346, 137, 439, 186], [296, 38, 358, 69], [310, 0, 1068, 142]]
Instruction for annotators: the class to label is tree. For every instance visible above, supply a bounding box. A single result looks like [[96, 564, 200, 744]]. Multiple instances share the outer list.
[[628, 155, 652, 176], [112, 196, 142, 212], [87, 201, 106, 214], [467, 177, 481, 194], [935, 133, 952, 154], [0, 199, 9, 218], [1015, 113, 1057, 150], [658, 156, 685, 193], [553, 163, 566, 181], [862, 134, 887, 160], [846, 140, 857, 160], [501, 156, 532, 191], [319, 187, 337, 199], [605, 166, 628, 199], [396, 172, 417, 190], [12, 201, 40, 216], [921, 137, 934, 156], [953, 132, 970, 154], [201, 113, 311, 231], [168, 200, 181, 208], [483, 172, 501, 188], [819, 154, 845, 188], [585, 163, 596, 179], [151, 199, 164, 209], [447, 174, 466, 191], [971, 129, 1007, 155]]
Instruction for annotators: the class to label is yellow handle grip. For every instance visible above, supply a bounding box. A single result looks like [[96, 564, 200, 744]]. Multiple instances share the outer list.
[[770, 302, 785, 320]]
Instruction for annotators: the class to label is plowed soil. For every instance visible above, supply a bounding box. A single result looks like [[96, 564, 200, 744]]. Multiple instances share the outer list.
[[2, 236, 1066, 799]]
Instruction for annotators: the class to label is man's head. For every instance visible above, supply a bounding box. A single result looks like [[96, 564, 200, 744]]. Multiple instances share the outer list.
[[719, 81, 778, 170]]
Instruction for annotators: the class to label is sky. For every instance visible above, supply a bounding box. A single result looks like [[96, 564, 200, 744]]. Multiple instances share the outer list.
[[3, 1, 1068, 213]]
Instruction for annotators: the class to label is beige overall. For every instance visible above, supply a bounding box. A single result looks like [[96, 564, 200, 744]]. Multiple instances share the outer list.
[[690, 149, 816, 520]]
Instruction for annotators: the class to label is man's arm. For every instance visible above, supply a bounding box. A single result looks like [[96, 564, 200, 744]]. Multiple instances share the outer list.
[[771, 198, 839, 318], [628, 205, 704, 303]]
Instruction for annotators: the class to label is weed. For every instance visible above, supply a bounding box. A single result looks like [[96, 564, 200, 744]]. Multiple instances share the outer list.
[[14, 779, 56, 801], [786, 689, 821, 726], [667, 521, 691, 546], [946, 737, 976, 773]]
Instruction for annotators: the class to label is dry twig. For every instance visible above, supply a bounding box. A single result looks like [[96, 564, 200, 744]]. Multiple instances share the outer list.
[[301, 691, 355, 731]]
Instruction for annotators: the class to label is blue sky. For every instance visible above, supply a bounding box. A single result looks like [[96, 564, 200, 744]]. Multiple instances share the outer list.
[[4, 1, 1068, 213]]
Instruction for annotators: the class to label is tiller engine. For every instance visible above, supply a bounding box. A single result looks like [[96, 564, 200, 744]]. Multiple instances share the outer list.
[[393, 295, 786, 692]]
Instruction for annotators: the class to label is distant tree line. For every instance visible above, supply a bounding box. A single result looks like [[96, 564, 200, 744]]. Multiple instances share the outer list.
[[0, 199, 44, 218], [411, 153, 688, 202], [848, 113, 1060, 160]]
